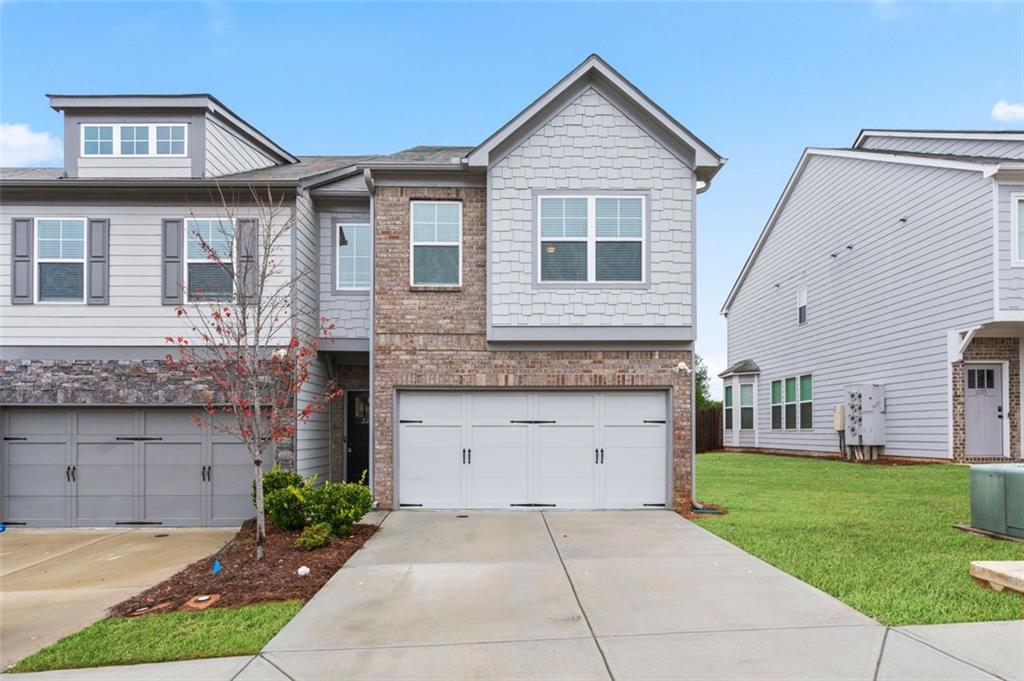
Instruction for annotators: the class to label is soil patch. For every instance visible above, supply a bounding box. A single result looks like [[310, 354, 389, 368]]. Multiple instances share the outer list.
[[109, 520, 377, 617], [681, 501, 729, 519]]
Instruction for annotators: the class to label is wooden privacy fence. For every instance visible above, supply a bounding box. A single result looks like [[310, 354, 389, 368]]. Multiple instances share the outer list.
[[695, 406, 723, 452]]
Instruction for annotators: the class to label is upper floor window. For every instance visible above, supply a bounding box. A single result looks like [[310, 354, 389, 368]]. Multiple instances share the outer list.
[[83, 126, 114, 156], [796, 286, 807, 325], [1013, 195, 1024, 266], [410, 201, 461, 287], [539, 195, 645, 284], [81, 124, 187, 157], [337, 223, 370, 290], [723, 385, 734, 430], [185, 218, 234, 302], [36, 218, 86, 302]]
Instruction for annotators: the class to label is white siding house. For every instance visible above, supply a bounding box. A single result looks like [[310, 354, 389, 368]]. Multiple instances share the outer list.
[[721, 131, 1024, 462]]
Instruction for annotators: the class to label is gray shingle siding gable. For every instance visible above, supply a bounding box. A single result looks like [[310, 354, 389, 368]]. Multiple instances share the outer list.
[[726, 154, 994, 458], [488, 87, 694, 332], [319, 202, 371, 339], [859, 134, 1024, 160]]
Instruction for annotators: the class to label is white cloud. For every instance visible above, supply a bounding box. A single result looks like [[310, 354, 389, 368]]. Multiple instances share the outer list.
[[991, 100, 1024, 122], [0, 123, 62, 166]]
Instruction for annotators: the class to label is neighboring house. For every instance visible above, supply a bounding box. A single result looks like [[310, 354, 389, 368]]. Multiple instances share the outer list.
[[720, 130, 1024, 463], [0, 55, 725, 526]]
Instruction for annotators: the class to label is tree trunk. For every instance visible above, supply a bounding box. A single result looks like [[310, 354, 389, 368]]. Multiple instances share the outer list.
[[254, 459, 266, 561]]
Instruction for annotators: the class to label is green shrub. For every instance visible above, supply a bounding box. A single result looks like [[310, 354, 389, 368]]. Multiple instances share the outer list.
[[253, 465, 304, 506], [335, 479, 373, 523], [304, 483, 352, 537], [265, 486, 306, 531], [295, 522, 333, 550]]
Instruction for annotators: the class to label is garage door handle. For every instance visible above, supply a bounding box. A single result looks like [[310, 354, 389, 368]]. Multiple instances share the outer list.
[[66, 466, 71, 482], [600, 449, 605, 464], [71, 466, 76, 482], [644, 420, 666, 424], [201, 466, 207, 481], [206, 466, 212, 481], [3, 436, 27, 441], [467, 449, 471, 464], [462, 449, 466, 464], [595, 449, 599, 464]]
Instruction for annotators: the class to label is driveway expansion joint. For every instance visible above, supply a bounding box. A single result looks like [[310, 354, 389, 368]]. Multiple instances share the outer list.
[[891, 628, 1011, 680]]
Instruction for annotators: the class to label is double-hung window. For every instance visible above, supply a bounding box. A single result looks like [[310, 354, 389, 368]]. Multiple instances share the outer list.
[[410, 201, 461, 286], [797, 286, 807, 325], [185, 218, 235, 302], [337, 223, 370, 290], [82, 126, 114, 156], [723, 386, 734, 430], [799, 375, 813, 429], [36, 218, 86, 302], [784, 377, 798, 430], [81, 124, 187, 157], [739, 384, 754, 430], [539, 195, 645, 283], [771, 380, 783, 430], [1009, 194, 1024, 266]]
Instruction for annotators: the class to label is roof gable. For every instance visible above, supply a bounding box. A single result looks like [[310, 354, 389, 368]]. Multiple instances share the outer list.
[[465, 55, 725, 182]]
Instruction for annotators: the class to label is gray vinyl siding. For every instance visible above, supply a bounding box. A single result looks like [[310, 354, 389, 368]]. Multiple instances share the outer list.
[[859, 135, 1024, 160], [293, 191, 320, 341], [997, 183, 1024, 313], [0, 201, 292, 345], [204, 115, 278, 177], [726, 154, 995, 459], [65, 114, 196, 179], [488, 86, 694, 331], [296, 355, 330, 480], [319, 202, 371, 339], [78, 157, 192, 179]]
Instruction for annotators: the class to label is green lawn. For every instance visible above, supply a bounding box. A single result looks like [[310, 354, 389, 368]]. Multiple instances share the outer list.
[[9, 601, 302, 674], [694, 453, 1023, 626]]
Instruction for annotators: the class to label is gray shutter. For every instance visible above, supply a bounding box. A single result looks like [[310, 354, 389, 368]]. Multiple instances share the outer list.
[[236, 218, 258, 302], [11, 218, 33, 304], [86, 219, 110, 305], [161, 219, 184, 305]]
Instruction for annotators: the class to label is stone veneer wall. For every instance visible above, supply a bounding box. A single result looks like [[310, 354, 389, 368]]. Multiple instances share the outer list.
[[0, 359, 217, 405], [952, 336, 1021, 460], [328, 363, 370, 482], [371, 186, 693, 511]]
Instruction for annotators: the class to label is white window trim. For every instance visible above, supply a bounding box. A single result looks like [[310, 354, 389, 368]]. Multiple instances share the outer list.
[[184, 218, 236, 303], [537, 194, 647, 284], [80, 123, 188, 158], [336, 222, 371, 291], [796, 286, 808, 325], [409, 200, 462, 288], [33, 217, 87, 304], [1011, 193, 1024, 268]]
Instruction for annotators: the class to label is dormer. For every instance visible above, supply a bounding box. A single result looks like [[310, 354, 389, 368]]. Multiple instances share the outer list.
[[48, 94, 298, 179]]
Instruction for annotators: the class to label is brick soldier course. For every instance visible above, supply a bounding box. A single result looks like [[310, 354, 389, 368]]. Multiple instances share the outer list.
[[371, 186, 694, 511]]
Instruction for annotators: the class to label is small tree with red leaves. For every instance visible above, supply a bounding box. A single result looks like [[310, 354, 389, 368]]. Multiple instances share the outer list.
[[165, 185, 342, 560]]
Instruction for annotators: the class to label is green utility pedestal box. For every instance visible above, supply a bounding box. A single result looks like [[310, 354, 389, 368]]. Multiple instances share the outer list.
[[970, 464, 1024, 539]]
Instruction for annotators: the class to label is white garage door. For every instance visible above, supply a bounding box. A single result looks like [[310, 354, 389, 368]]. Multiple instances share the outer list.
[[397, 391, 668, 509]]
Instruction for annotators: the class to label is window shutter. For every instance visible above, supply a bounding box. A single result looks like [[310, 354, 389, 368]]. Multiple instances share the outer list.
[[10, 218, 33, 304], [86, 219, 110, 305], [161, 219, 184, 305], [236, 218, 258, 302]]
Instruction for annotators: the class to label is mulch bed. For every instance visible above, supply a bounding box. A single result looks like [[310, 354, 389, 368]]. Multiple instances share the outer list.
[[109, 520, 377, 617]]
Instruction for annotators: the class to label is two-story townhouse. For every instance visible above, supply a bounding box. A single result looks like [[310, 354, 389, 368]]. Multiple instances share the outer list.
[[1, 55, 725, 526], [720, 130, 1024, 463]]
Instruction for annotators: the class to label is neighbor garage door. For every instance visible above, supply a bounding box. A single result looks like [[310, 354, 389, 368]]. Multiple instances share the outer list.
[[397, 391, 668, 509], [1, 408, 264, 527]]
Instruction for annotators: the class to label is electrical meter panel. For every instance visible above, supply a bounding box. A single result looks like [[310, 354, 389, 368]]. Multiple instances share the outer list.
[[845, 384, 886, 446]]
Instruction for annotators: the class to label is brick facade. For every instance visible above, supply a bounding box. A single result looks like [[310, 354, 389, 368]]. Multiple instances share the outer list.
[[952, 336, 1021, 461], [371, 186, 694, 511]]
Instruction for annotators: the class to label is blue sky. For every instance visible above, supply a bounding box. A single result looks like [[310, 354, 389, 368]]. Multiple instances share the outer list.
[[2, 1, 1022, 396]]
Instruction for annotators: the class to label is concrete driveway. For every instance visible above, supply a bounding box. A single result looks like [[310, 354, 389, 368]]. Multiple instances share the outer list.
[[245, 511, 1018, 680], [0, 527, 235, 669]]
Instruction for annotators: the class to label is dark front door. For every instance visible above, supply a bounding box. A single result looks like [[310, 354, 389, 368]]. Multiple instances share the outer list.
[[346, 391, 370, 484]]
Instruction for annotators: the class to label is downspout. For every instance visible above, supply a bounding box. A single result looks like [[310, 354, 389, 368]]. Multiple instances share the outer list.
[[364, 168, 377, 507]]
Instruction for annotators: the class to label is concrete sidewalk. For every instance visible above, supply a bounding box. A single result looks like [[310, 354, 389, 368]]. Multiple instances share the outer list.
[[3, 512, 1019, 680]]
